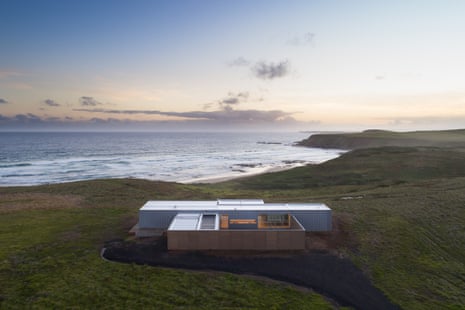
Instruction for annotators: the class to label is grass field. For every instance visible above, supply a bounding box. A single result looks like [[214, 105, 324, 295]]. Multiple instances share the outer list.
[[1, 143, 465, 308], [0, 180, 334, 309]]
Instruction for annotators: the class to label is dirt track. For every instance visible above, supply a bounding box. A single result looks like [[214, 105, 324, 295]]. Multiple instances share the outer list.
[[103, 237, 400, 310]]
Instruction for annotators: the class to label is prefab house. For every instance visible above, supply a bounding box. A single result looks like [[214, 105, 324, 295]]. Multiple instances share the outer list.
[[136, 199, 331, 250]]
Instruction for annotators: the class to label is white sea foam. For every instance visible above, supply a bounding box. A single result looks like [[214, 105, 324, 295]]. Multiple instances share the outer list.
[[0, 132, 344, 186]]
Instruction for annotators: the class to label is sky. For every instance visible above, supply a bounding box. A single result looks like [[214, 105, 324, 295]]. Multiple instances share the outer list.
[[1, 0, 465, 131]]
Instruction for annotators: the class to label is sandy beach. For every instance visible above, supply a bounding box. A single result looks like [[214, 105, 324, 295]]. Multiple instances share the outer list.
[[181, 165, 303, 184]]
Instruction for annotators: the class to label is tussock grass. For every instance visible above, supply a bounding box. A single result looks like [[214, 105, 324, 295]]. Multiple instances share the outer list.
[[0, 179, 332, 309], [216, 147, 465, 191], [328, 179, 465, 309], [207, 146, 465, 309], [2, 145, 465, 308]]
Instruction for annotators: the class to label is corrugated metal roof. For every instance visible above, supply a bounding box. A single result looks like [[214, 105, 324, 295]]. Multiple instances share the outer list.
[[141, 199, 330, 211], [217, 199, 264, 205]]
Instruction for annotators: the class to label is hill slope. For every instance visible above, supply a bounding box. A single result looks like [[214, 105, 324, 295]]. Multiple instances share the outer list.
[[209, 146, 465, 309], [298, 129, 465, 149], [228, 146, 465, 190]]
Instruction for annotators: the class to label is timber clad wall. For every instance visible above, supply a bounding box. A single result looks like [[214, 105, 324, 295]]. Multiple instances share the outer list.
[[168, 216, 306, 250], [167, 230, 305, 250]]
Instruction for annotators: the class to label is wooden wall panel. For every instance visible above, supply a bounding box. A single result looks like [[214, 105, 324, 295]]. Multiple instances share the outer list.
[[168, 230, 305, 251]]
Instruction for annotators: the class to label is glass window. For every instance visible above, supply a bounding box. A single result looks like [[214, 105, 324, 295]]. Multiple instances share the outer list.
[[258, 214, 290, 229]]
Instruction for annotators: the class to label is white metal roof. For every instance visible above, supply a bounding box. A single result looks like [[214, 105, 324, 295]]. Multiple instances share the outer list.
[[217, 199, 264, 205], [141, 199, 330, 211]]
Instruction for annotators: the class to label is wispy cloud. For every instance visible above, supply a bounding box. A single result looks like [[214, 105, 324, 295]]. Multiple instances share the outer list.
[[0, 113, 44, 125], [79, 96, 102, 106], [219, 92, 249, 105], [252, 60, 290, 80], [0, 98, 8, 104], [228, 57, 250, 67], [0, 113, 102, 127], [0, 113, 76, 129], [43, 99, 60, 107], [203, 92, 250, 110], [14, 114, 42, 122], [0, 111, 316, 131], [287, 32, 315, 46], [74, 105, 292, 123], [229, 58, 292, 80], [383, 115, 465, 126]]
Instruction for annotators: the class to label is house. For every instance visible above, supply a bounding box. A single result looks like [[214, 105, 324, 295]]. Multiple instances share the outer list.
[[136, 199, 331, 250]]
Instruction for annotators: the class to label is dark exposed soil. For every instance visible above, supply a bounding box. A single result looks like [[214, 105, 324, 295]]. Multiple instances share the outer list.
[[103, 219, 400, 310], [103, 239, 398, 310]]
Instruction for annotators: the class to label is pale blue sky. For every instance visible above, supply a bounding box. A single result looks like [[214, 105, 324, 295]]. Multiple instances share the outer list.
[[1, 0, 465, 131]]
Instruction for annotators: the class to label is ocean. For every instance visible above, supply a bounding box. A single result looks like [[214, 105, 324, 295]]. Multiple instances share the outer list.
[[0, 131, 343, 186]]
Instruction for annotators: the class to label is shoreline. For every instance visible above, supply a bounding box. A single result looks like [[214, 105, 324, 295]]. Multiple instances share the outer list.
[[180, 164, 307, 184], [0, 165, 304, 188], [0, 166, 301, 187], [0, 160, 328, 188], [0, 132, 345, 187]]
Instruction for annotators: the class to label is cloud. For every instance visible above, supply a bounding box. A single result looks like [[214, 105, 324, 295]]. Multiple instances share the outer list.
[[0, 113, 44, 126], [221, 97, 240, 105], [228, 57, 250, 67], [0, 113, 114, 128], [0, 98, 8, 104], [203, 92, 250, 110], [0, 110, 314, 131], [252, 60, 290, 80], [15, 113, 41, 121], [229, 58, 292, 80], [79, 96, 102, 106], [219, 92, 249, 105], [0, 113, 75, 129], [287, 32, 315, 46], [74, 105, 293, 123], [376, 115, 465, 130], [43, 99, 60, 107]]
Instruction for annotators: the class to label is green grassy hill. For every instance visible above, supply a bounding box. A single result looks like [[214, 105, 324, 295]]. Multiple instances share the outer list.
[[221, 146, 465, 190], [208, 146, 465, 309], [298, 129, 465, 149], [1, 142, 465, 308]]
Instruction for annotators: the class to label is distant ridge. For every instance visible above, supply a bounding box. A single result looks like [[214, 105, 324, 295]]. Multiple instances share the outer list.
[[298, 129, 465, 149]]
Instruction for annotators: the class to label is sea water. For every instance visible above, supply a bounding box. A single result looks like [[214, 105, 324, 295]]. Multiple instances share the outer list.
[[0, 131, 343, 186]]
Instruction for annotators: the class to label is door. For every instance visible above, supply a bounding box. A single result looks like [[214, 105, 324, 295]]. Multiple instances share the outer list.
[[220, 214, 229, 229]]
